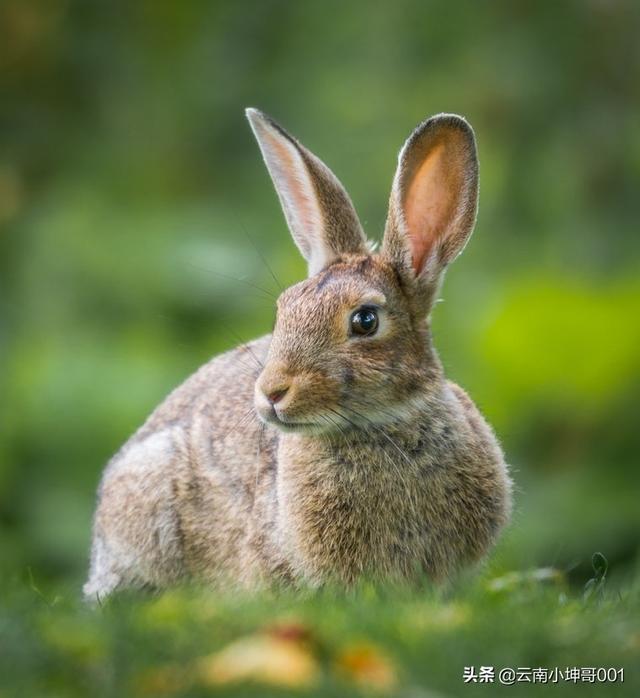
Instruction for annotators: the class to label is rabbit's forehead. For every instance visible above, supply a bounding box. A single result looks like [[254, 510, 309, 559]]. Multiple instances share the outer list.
[[277, 265, 392, 316]]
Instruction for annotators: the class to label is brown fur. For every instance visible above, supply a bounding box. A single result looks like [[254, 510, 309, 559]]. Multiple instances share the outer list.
[[84, 110, 512, 600]]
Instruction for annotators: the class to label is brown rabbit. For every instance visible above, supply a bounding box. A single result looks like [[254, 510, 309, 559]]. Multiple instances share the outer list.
[[84, 109, 512, 600]]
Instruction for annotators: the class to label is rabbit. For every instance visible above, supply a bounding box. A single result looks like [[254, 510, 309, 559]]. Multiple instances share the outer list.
[[84, 108, 513, 601]]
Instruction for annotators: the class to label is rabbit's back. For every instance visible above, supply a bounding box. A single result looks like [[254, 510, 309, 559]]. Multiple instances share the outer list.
[[86, 336, 278, 596], [130, 335, 271, 446]]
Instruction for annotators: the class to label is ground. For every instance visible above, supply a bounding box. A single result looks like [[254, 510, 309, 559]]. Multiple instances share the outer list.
[[1, 559, 637, 698]]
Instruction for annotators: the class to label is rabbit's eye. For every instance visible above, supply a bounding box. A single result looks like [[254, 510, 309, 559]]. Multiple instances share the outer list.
[[350, 306, 379, 337]]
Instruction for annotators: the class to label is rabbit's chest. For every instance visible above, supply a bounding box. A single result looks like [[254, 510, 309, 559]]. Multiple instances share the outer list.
[[277, 439, 431, 584]]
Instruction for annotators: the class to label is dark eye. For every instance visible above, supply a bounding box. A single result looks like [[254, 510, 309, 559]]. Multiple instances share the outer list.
[[350, 306, 379, 336]]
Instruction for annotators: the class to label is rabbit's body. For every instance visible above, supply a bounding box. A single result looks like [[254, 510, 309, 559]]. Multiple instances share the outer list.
[[86, 330, 508, 596], [85, 110, 512, 600]]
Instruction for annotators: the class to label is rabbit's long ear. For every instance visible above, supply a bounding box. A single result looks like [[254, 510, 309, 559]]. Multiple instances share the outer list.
[[382, 114, 478, 307], [246, 109, 368, 276]]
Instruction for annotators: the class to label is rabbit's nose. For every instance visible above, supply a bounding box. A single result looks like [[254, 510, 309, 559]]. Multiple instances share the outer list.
[[265, 386, 289, 405]]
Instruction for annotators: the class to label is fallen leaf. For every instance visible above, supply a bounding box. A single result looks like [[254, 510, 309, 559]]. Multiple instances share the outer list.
[[198, 633, 319, 688], [336, 642, 398, 691], [266, 620, 314, 644]]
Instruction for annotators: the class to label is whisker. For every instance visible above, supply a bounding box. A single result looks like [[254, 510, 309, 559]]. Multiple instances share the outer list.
[[233, 358, 263, 378], [339, 404, 414, 469], [238, 344, 265, 371], [376, 437, 414, 503], [185, 261, 278, 300], [349, 399, 407, 424], [325, 406, 360, 432], [214, 320, 265, 370], [317, 415, 336, 446], [232, 212, 284, 293], [325, 406, 413, 494], [221, 407, 256, 440], [255, 422, 267, 458], [321, 412, 348, 438]]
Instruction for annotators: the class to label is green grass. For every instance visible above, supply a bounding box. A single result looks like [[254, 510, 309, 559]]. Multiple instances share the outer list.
[[1, 561, 638, 698]]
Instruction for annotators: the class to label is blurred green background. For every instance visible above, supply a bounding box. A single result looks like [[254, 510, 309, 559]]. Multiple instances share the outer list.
[[1, 0, 639, 594]]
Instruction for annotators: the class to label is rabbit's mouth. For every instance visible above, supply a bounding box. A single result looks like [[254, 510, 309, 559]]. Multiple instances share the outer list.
[[265, 411, 320, 433], [274, 419, 317, 433], [256, 403, 327, 434], [254, 376, 346, 434]]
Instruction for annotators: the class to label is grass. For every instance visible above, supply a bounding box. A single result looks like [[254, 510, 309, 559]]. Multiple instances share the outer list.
[[1, 558, 638, 698]]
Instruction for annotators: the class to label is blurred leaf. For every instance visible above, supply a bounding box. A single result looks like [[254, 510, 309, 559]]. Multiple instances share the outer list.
[[197, 629, 320, 688], [487, 567, 565, 593], [583, 552, 609, 602], [477, 276, 640, 429], [335, 642, 398, 692], [134, 664, 190, 696]]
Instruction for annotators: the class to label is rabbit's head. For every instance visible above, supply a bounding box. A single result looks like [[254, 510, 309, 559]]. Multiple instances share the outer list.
[[247, 109, 478, 433]]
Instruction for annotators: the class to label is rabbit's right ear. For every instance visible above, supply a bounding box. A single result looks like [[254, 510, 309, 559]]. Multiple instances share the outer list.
[[382, 114, 479, 310], [246, 109, 369, 276]]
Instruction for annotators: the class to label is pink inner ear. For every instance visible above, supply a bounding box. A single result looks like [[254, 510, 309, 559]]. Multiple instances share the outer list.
[[264, 133, 319, 246], [403, 140, 458, 274]]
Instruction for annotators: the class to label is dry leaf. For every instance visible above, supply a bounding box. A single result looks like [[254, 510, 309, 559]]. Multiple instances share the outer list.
[[198, 633, 319, 688], [266, 621, 314, 644], [336, 642, 398, 691]]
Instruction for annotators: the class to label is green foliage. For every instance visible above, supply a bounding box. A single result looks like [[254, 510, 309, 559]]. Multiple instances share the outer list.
[[583, 552, 608, 603], [1, 570, 638, 697]]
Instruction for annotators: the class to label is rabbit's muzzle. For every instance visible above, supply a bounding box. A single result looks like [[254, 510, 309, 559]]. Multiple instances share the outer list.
[[255, 363, 298, 429], [254, 360, 335, 433]]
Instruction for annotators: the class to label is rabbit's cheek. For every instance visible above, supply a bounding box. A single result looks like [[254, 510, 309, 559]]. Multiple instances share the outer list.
[[280, 377, 335, 416]]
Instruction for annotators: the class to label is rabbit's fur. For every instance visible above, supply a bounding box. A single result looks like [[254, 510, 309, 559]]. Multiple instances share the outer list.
[[84, 110, 512, 600]]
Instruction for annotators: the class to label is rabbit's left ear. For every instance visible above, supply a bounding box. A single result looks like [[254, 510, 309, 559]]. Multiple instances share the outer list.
[[382, 114, 478, 300], [246, 109, 369, 276]]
